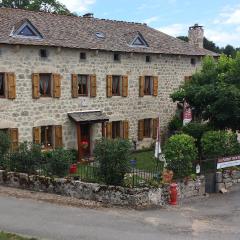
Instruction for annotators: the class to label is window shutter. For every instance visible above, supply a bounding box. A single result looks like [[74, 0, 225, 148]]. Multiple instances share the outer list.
[[106, 75, 112, 97], [71, 74, 78, 98], [7, 73, 16, 99], [106, 122, 112, 139], [152, 118, 159, 139], [52, 74, 61, 98], [32, 73, 40, 99], [153, 76, 159, 96], [90, 74, 97, 97], [122, 75, 128, 97], [9, 128, 18, 151], [122, 120, 129, 139], [138, 119, 144, 141], [139, 76, 144, 97], [184, 76, 192, 83], [33, 127, 41, 145], [55, 125, 63, 148]]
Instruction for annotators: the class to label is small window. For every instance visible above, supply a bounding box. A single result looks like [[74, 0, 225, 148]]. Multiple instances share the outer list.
[[143, 119, 151, 138], [41, 126, 53, 149], [113, 53, 120, 62], [146, 55, 151, 63], [40, 49, 48, 58], [144, 76, 153, 95], [19, 25, 37, 37], [0, 128, 8, 135], [39, 74, 51, 97], [80, 52, 86, 60], [112, 75, 121, 96], [78, 75, 88, 96], [191, 58, 196, 65], [0, 73, 5, 98], [112, 121, 121, 139]]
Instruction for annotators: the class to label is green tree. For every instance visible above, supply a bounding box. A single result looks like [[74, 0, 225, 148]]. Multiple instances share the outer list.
[[171, 53, 240, 130]]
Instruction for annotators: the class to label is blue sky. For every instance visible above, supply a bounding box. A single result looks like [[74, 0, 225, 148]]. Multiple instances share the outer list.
[[59, 0, 240, 47]]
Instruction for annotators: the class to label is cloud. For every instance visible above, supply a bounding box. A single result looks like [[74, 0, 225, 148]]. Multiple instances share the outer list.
[[214, 5, 240, 24], [144, 16, 159, 24], [157, 24, 186, 37], [59, 0, 96, 13]]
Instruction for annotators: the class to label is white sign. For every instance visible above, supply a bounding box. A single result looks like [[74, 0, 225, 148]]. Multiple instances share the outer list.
[[217, 155, 240, 169]]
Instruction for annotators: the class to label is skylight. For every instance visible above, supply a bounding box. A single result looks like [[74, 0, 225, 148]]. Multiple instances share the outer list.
[[18, 25, 37, 37], [95, 32, 105, 39], [131, 33, 149, 48]]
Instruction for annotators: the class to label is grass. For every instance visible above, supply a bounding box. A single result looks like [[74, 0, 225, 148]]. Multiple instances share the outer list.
[[0, 232, 37, 240]]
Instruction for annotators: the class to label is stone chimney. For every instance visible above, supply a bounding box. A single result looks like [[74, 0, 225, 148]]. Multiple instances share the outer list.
[[188, 24, 204, 48]]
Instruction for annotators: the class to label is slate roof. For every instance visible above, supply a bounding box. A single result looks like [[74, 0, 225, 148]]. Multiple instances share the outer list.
[[68, 111, 109, 123], [0, 8, 218, 56]]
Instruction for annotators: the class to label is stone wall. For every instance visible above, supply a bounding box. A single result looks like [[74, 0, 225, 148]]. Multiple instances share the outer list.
[[216, 170, 240, 192], [0, 170, 205, 208], [0, 44, 201, 149]]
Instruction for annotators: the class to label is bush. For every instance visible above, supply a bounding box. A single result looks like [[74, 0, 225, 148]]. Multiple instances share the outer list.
[[168, 115, 182, 132], [0, 131, 11, 168], [164, 134, 197, 178], [201, 131, 240, 159], [94, 138, 131, 186]]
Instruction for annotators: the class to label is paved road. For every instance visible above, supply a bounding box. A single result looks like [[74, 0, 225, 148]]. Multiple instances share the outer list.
[[0, 186, 240, 240]]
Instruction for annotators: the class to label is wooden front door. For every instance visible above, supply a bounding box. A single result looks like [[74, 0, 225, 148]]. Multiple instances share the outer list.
[[80, 124, 91, 158]]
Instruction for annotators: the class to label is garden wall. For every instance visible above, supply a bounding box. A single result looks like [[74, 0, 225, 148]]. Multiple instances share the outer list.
[[0, 170, 205, 208], [216, 170, 240, 192]]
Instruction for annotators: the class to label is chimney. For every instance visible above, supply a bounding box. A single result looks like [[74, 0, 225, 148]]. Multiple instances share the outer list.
[[188, 24, 204, 48], [83, 13, 94, 18]]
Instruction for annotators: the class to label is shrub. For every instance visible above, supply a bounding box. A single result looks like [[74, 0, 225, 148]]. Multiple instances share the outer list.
[[168, 115, 182, 132], [94, 138, 131, 186], [201, 131, 240, 158], [0, 131, 11, 168], [164, 134, 197, 178]]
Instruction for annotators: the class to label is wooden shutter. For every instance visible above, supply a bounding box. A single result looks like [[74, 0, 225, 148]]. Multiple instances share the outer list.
[[32, 73, 40, 99], [71, 74, 78, 98], [138, 119, 144, 141], [184, 76, 192, 83], [139, 76, 144, 97], [52, 74, 61, 98], [152, 118, 159, 139], [122, 120, 129, 139], [122, 75, 128, 97], [153, 76, 159, 96], [33, 127, 41, 145], [106, 122, 112, 139], [106, 75, 112, 97], [90, 74, 97, 97], [55, 125, 63, 148], [9, 128, 18, 151], [7, 73, 16, 99]]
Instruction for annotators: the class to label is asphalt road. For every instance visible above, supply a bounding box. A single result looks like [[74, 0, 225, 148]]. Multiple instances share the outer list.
[[0, 186, 240, 240]]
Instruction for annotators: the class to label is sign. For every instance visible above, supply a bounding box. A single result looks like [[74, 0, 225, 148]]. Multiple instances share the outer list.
[[217, 155, 240, 169], [183, 101, 192, 126]]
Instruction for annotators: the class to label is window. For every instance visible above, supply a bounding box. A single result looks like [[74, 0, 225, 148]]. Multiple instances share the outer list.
[[191, 58, 196, 66], [112, 75, 121, 96], [146, 56, 151, 63], [131, 33, 149, 47], [112, 121, 121, 139], [80, 52, 86, 60], [40, 49, 48, 58], [40, 126, 53, 149], [143, 119, 151, 138], [19, 25, 37, 37], [144, 76, 153, 95], [0, 73, 5, 98], [39, 74, 51, 97], [78, 75, 88, 96], [113, 53, 120, 62]]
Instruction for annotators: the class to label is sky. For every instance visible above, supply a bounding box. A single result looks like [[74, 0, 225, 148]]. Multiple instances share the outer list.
[[58, 0, 240, 47]]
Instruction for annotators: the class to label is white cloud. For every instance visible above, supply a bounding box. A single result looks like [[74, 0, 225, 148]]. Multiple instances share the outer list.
[[144, 16, 159, 24], [157, 24, 186, 37], [59, 0, 96, 13], [214, 5, 240, 25]]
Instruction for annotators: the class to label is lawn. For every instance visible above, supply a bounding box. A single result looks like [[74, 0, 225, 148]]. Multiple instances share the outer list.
[[0, 232, 37, 240]]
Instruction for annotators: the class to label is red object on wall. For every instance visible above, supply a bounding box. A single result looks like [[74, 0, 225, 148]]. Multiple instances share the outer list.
[[69, 164, 77, 174], [169, 183, 178, 205]]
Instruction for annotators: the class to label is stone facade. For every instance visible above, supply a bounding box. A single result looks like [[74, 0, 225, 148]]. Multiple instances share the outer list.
[[0, 44, 201, 150], [0, 170, 205, 208], [216, 170, 240, 192]]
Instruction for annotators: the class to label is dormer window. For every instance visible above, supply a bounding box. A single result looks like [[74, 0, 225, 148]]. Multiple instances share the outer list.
[[131, 33, 149, 48], [19, 25, 37, 37]]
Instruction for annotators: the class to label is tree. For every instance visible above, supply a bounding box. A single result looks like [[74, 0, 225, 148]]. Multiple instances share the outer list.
[[171, 53, 240, 130], [0, 0, 71, 15]]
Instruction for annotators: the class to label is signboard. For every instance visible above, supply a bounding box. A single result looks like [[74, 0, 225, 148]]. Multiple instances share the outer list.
[[183, 101, 192, 126], [217, 155, 240, 169]]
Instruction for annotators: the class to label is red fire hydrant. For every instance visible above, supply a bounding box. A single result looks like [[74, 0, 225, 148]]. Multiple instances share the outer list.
[[69, 164, 77, 174], [169, 183, 178, 205]]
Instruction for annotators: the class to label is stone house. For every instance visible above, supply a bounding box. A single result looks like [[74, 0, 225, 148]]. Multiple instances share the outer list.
[[0, 8, 217, 160]]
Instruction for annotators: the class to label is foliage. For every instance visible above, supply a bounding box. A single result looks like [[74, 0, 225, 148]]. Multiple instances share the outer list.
[[94, 138, 131, 186], [0, 231, 37, 240], [171, 53, 240, 130], [0, 0, 72, 15], [168, 114, 183, 132], [201, 131, 240, 158], [164, 134, 197, 178], [0, 131, 11, 156]]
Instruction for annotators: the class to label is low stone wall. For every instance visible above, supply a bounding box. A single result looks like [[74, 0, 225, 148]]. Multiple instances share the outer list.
[[0, 170, 205, 208], [216, 170, 240, 192]]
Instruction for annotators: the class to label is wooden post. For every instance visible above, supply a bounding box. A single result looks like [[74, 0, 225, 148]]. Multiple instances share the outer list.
[[77, 123, 82, 161]]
